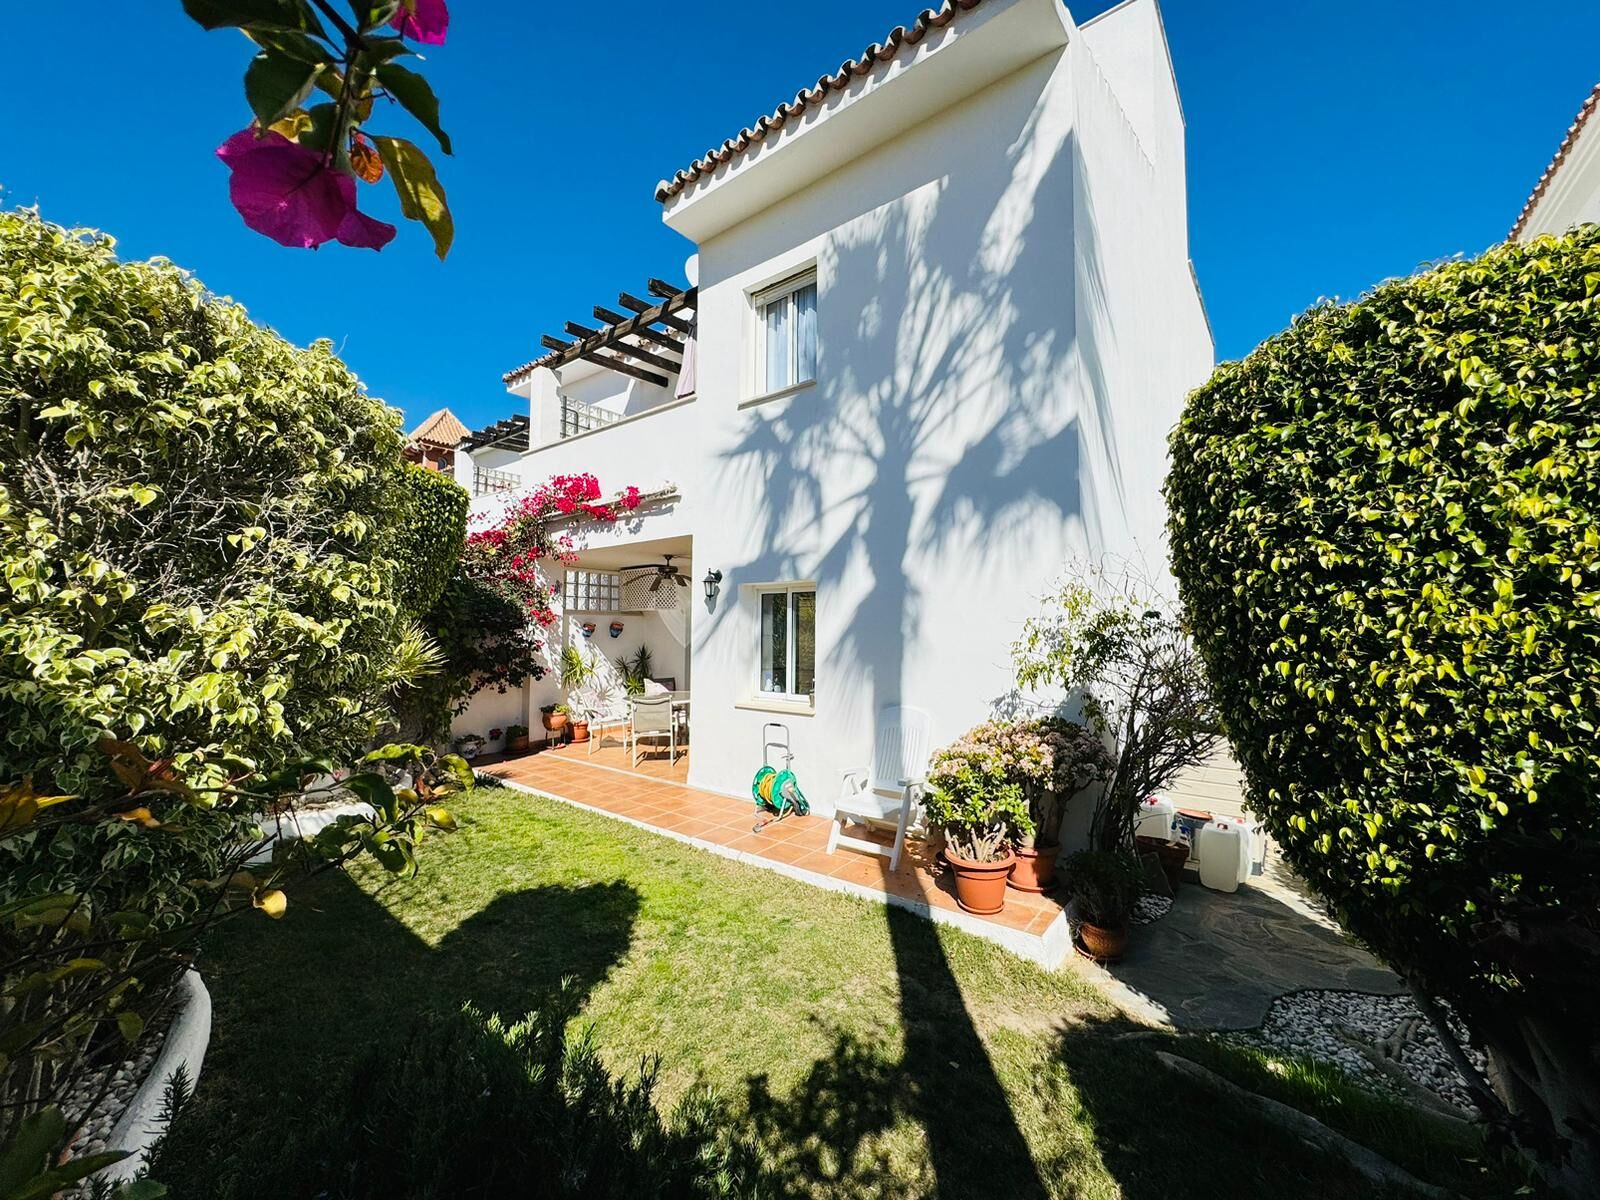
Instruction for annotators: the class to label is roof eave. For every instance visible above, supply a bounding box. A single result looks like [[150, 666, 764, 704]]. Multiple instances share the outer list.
[[655, 0, 1069, 243]]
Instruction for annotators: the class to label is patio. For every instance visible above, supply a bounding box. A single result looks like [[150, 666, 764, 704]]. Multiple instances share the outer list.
[[519, 735, 690, 784], [478, 750, 1072, 965]]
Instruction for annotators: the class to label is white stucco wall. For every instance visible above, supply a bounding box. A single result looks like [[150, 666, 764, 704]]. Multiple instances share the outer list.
[[1515, 94, 1600, 240], [456, 0, 1212, 807]]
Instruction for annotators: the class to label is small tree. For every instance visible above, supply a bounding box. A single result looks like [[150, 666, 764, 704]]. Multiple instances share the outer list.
[[1166, 226, 1600, 1193], [1012, 571, 1219, 851]]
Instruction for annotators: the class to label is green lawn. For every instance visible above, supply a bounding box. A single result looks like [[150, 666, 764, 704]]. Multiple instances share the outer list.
[[154, 783, 1519, 1199]]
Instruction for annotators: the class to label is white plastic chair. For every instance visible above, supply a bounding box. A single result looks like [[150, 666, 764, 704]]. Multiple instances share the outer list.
[[826, 706, 933, 872], [588, 698, 632, 756], [630, 695, 677, 766]]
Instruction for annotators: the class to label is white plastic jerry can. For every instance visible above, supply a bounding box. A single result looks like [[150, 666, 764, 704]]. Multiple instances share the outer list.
[[1197, 819, 1248, 893], [1135, 795, 1177, 841]]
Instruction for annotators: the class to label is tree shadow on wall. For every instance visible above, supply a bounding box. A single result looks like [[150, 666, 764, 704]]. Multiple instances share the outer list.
[[707, 63, 1131, 1200]]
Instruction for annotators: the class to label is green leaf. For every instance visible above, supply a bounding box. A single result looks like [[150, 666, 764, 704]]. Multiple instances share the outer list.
[[117, 1010, 146, 1042], [245, 51, 324, 128], [355, 36, 414, 65], [181, 0, 327, 37], [246, 28, 334, 67], [263, 756, 337, 794], [373, 135, 454, 259], [362, 742, 427, 763], [344, 772, 399, 821], [301, 101, 342, 158], [0, 1106, 65, 1196], [438, 752, 475, 791], [350, 0, 402, 31], [375, 64, 452, 155], [113, 1180, 170, 1200]]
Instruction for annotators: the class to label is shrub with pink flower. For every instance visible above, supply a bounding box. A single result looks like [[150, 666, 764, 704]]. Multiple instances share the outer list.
[[929, 717, 1112, 850], [462, 474, 642, 634]]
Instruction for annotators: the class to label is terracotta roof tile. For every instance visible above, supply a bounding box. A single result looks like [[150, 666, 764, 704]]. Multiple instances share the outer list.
[[654, 0, 988, 203], [1510, 80, 1600, 240], [408, 407, 469, 448]]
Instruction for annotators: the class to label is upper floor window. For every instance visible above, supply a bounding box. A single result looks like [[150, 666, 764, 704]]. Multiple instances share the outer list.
[[755, 271, 817, 395]]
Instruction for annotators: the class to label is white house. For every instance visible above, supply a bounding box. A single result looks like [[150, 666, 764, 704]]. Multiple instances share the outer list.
[[453, 0, 1213, 808], [1511, 80, 1600, 240]]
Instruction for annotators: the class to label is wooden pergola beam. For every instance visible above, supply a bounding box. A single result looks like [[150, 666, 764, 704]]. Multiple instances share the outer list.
[[647, 278, 683, 299], [596, 304, 685, 347], [612, 340, 682, 375], [512, 287, 696, 378], [653, 310, 694, 336], [581, 350, 668, 387]]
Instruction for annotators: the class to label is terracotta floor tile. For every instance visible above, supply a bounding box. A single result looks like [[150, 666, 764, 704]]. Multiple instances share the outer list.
[[789, 849, 849, 877], [752, 838, 815, 867], [672, 817, 728, 840], [826, 854, 897, 889]]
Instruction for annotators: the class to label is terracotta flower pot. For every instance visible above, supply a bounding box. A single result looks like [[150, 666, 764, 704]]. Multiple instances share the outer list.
[[541, 712, 570, 734], [1009, 843, 1061, 893], [944, 848, 1015, 915], [1077, 920, 1129, 962], [570, 720, 590, 743]]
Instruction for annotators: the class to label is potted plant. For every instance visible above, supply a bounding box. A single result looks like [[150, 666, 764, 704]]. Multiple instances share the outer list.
[[968, 718, 1114, 893], [560, 644, 598, 742], [923, 743, 1032, 915], [454, 732, 486, 760], [614, 645, 655, 697], [540, 702, 570, 739], [506, 723, 530, 753], [487, 726, 504, 753], [1062, 849, 1142, 961]]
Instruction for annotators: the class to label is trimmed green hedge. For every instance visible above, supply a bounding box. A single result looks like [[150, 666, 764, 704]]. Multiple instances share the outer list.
[[390, 463, 468, 618], [1166, 228, 1600, 1170]]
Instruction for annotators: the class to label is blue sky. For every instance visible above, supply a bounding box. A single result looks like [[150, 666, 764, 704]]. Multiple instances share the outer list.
[[2, 2, 1597, 433]]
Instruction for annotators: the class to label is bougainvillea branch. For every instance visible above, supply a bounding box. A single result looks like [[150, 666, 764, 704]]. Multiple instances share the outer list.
[[465, 474, 641, 625], [181, 0, 455, 256]]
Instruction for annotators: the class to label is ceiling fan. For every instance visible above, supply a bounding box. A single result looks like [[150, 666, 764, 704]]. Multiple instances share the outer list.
[[619, 553, 690, 592]]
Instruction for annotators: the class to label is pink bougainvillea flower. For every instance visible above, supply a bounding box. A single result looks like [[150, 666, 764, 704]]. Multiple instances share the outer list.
[[390, 0, 448, 44], [216, 130, 396, 251]]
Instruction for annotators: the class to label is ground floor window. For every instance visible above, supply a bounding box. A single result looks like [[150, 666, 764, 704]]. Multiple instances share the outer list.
[[758, 585, 815, 702]]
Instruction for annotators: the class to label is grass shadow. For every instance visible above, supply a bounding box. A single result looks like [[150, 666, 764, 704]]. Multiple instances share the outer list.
[[154, 869, 641, 1188]]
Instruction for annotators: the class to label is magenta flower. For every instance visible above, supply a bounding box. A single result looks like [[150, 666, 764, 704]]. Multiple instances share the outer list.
[[215, 130, 395, 251], [390, 0, 448, 44]]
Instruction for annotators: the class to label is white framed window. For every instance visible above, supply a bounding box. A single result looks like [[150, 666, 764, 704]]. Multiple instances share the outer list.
[[756, 585, 815, 702], [754, 270, 817, 396]]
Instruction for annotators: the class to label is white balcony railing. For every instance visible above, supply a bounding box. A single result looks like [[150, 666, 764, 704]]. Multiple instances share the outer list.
[[559, 397, 621, 440], [473, 466, 520, 497]]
